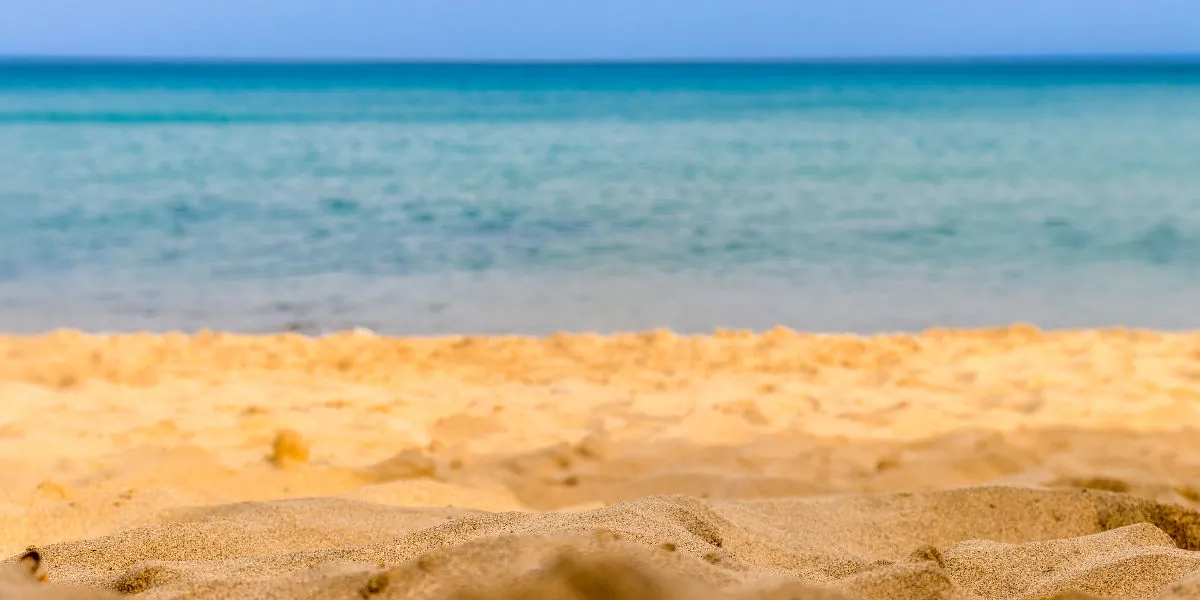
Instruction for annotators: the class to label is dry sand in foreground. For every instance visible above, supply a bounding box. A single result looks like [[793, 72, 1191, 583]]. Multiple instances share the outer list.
[[3, 325, 1200, 599]]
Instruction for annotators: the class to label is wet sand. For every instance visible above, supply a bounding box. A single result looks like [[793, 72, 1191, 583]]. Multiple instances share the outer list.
[[3, 326, 1200, 599]]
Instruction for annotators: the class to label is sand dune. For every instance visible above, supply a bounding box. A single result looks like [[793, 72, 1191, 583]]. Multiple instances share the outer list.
[[3, 326, 1200, 599]]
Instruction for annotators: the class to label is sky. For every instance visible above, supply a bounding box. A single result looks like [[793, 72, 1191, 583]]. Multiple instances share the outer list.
[[1, 0, 1198, 60]]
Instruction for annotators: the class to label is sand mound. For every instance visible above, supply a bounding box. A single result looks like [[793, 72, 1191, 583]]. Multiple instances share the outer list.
[[5, 328, 1200, 598], [5, 487, 1200, 599], [0, 548, 117, 600]]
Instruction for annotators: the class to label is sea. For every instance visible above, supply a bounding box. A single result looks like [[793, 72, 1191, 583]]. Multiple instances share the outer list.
[[2, 60, 1200, 335]]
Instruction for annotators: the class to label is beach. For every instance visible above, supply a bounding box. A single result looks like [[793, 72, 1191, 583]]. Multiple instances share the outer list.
[[3, 326, 1200, 599]]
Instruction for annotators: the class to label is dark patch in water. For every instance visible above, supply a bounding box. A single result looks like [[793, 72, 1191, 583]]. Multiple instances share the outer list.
[[1043, 217, 1092, 250], [320, 197, 361, 215], [867, 221, 960, 244], [1130, 222, 1185, 266], [307, 227, 333, 242]]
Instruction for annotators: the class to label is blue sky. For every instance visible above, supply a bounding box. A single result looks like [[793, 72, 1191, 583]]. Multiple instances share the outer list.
[[2, 0, 1197, 60]]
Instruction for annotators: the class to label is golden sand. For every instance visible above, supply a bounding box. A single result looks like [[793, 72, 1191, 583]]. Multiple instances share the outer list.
[[2, 325, 1200, 599]]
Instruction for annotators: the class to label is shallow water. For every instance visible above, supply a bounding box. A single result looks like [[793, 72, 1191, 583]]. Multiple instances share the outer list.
[[2, 61, 1200, 334]]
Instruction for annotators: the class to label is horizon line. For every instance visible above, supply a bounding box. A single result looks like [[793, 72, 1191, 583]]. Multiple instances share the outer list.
[[3, 52, 1200, 66]]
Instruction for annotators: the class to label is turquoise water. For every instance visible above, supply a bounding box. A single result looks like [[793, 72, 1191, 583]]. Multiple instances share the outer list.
[[2, 61, 1200, 334]]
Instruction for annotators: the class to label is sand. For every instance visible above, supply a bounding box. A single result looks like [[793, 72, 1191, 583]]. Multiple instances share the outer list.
[[3, 325, 1200, 599]]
